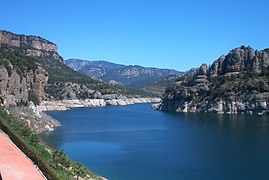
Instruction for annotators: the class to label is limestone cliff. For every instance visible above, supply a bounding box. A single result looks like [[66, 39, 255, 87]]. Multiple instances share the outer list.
[[157, 46, 269, 115], [0, 30, 63, 63], [0, 30, 103, 101], [0, 30, 153, 103], [0, 46, 48, 106]]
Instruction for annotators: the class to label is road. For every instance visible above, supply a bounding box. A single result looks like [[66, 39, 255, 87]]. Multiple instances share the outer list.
[[0, 132, 45, 180]]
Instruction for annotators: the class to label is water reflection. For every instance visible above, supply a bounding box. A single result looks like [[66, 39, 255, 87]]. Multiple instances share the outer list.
[[41, 107, 269, 149], [162, 111, 269, 131]]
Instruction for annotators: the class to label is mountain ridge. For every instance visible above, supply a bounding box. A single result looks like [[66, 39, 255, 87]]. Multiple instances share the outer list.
[[65, 58, 183, 88]]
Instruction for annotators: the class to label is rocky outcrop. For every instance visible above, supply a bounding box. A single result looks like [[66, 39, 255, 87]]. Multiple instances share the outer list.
[[0, 31, 57, 51], [155, 98, 269, 115], [0, 30, 63, 63], [0, 54, 48, 106], [157, 46, 269, 115], [7, 102, 60, 133], [210, 46, 269, 77], [27, 67, 49, 104], [39, 98, 161, 111]]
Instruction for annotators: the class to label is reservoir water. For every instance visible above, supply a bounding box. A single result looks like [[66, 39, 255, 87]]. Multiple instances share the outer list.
[[41, 103, 269, 180]]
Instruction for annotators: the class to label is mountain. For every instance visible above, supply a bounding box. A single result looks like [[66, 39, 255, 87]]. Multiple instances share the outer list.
[[65, 59, 125, 78], [155, 46, 269, 115], [65, 59, 183, 88], [0, 30, 154, 106]]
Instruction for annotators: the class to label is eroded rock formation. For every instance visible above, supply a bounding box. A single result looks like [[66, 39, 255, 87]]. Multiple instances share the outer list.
[[156, 46, 269, 115], [0, 61, 48, 106], [0, 30, 63, 63]]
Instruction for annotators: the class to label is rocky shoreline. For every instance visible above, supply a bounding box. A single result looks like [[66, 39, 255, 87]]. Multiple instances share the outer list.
[[4, 98, 160, 134], [7, 102, 60, 133], [39, 98, 161, 111], [153, 98, 269, 115]]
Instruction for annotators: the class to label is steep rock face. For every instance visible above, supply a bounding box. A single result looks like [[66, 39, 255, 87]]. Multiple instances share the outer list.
[[157, 46, 269, 115], [210, 46, 269, 76], [0, 64, 27, 106], [0, 46, 48, 106], [28, 67, 49, 104], [0, 64, 48, 106], [0, 30, 63, 63]]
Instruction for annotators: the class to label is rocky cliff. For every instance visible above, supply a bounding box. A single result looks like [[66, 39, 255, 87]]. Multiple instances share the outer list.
[[0, 45, 48, 106], [0, 30, 68, 104], [156, 46, 269, 115], [0, 30, 63, 63], [0, 30, 149, 102]]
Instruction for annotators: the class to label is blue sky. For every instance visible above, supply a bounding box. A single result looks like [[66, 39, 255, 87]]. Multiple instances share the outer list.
[[1, 0, 269, 71]]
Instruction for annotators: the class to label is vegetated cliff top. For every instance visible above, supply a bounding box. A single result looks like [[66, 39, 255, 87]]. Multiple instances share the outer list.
[[0, 30, 64, 63], [158, 46, 269, 114], [0, 30, 57, 51]]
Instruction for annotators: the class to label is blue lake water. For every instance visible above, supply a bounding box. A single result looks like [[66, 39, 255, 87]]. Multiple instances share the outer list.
[[41, 103, 269, 180]]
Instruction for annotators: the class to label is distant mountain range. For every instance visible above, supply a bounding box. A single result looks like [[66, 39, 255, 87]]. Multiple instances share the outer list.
[[65, 59, 183, 88]]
